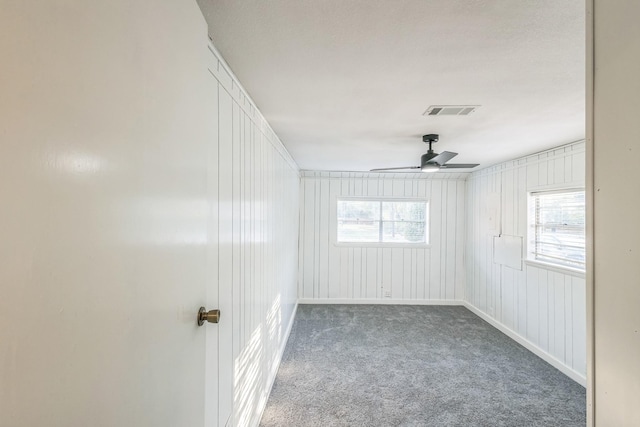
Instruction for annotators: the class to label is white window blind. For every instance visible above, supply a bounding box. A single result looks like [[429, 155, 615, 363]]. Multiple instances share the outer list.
[[337, 199, 428, 244], [530, 189, 585, 270]]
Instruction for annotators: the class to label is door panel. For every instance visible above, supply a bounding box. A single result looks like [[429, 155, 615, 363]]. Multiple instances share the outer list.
[[0, 1, 212, 426]]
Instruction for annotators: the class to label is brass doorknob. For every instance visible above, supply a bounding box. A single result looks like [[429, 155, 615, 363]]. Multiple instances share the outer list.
[[197, 307, 220, 326]]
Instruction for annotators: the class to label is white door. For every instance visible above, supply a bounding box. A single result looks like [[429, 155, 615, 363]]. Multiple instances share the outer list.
[[0, 1, 219, 426]]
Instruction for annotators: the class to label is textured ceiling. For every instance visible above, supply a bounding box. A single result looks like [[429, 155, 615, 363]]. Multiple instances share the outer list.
[[197, 0, 585, 172]]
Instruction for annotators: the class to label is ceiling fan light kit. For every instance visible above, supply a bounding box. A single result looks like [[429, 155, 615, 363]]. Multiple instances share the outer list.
[[421, 163, 440, 172], [370, 134, 480, 173]]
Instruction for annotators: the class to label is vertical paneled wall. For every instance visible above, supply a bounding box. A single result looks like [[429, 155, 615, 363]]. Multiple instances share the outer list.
[[299, 172, 468, 303], [465, 141, 586, 384], [207, 46, 300, 426]]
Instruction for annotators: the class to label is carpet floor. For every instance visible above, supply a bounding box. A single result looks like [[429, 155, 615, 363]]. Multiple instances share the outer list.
[[260, 305, 586, 427]]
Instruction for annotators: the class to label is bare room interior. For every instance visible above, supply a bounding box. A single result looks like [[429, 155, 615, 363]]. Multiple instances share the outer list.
[[1, 1, 639, 427]]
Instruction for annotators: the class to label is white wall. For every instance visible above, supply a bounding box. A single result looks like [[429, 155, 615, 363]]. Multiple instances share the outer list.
[[465, 141, 586, 385], [591, 1, 640, 425], [207, 46, 300, 426], [299, 171, 467, 303]]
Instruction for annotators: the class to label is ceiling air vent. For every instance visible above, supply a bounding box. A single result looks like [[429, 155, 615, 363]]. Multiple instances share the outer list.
[[424, 105, 479, 116]]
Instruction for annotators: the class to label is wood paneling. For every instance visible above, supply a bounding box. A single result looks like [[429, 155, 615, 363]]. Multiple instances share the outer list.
[[208, 45, 300, 427], [299, 172, 468, 303], [465, 141, 587, 384]]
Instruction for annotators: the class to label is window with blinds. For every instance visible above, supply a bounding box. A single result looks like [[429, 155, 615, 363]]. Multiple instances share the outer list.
[[337, 199, 428, 244], [529, 189, 585, 270]]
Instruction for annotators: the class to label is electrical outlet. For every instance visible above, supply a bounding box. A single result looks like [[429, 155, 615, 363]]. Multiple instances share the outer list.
[[384, 290, 391, 298]]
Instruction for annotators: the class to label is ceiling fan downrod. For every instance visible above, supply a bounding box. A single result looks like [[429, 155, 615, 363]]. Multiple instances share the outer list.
[[422, 134, 439, 153]]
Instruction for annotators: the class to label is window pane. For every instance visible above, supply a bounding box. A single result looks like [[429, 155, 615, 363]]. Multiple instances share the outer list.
[[382, 201, 426, 221], [382, 221, 426, 243], [337, 200, 380, 221], [532, 190, 585, 269], [337, 199, 428, 244], [337, 220, 380, 242]]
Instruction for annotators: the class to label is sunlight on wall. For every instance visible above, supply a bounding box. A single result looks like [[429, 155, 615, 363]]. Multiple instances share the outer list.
[[234, 325, 264, 426], [266, 295, 283, 377], [267, 294, 282, 344]]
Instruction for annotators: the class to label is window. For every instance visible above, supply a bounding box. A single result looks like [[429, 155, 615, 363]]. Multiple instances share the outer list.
[[528, 189, 585, 270], [337, 199, 428, 244]]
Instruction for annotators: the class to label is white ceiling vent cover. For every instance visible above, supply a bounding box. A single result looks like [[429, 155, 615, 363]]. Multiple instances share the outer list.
[[424, 105, 480, 116]]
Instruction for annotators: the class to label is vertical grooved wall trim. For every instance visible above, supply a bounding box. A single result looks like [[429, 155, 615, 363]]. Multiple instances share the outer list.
[[299, 173, 467, 302], [207, 45, 300, 426]]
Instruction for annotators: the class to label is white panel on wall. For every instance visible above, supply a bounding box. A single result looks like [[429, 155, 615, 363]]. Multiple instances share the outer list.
[[465, 141, 587, 385], [493, 235, 523, 270], [298, 172, 469, 303]]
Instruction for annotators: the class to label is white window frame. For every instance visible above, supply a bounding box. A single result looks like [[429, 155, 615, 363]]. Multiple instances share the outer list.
[[334, 197, 430, 247], [526, 188, 586, 273]]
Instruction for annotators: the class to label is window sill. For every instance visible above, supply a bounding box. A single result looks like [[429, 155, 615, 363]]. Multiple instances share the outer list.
[[334, 242, 431, 249], [524, 259, 586, 278]]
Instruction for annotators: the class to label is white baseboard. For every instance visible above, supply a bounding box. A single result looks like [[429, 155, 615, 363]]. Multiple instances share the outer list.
[[298, 298, 464, 306], [257, 301, 298, 426], [463, 301, 586, 387]]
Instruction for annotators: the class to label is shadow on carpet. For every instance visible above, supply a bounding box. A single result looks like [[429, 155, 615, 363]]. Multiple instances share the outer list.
[[260, 305, 585, 427]]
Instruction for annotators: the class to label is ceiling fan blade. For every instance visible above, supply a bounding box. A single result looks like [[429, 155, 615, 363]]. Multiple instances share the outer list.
[[439, 163, 480, 169], [370, 166, 420, 172], [430, 151, 458, 165]]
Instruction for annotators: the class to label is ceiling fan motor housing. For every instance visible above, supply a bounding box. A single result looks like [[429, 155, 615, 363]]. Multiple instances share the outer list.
[[421, 152, 440, 171], [421, 152, 438, 165], [421, 134, 440, 172]]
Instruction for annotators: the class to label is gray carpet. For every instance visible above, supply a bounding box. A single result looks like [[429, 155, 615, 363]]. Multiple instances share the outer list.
[[260, 305, 586, 427]]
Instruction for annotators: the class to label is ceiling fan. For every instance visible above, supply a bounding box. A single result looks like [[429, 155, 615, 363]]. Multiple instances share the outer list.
[[370, 134, 479, 172]]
